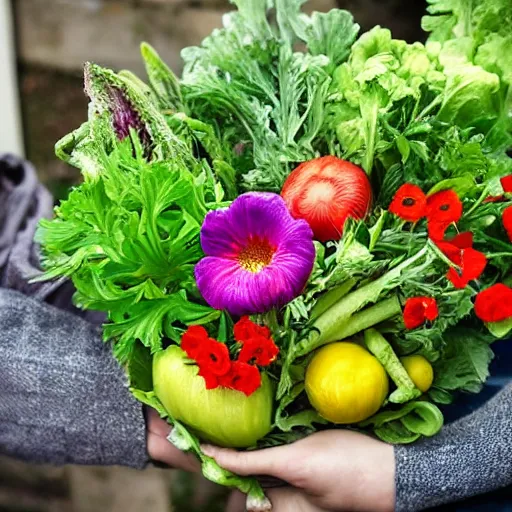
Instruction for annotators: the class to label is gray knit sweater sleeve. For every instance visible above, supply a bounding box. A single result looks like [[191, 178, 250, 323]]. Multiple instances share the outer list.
[[395, 383, 512, 511], [0, 154, 148, 468], [0, 288, 148, 468]]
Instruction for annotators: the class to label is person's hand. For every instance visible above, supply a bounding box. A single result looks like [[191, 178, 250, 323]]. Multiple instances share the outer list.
[[203, 430, 395, 512], [146, 408, 200, 472]]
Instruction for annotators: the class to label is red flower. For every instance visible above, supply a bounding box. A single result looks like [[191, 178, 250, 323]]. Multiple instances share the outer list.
[[427, 220, 450, 241], [403, 297, 439, 330], [181, 325, 209, 359], [198, 366, 221, 390], [449, 232, 473, 249], [196, 338, 231, 376], [501, 175, 512, 193], [437, 239, 487, 289], [234, 316, 271, 343], [389, 184, 427, 222], [446, 248, 487, 288], [238, 336, 279, 366], [220, 361, 262, 396], [503, 206, 512, 242], [427, 190, 463, 224], [474, 284, 512, 323]]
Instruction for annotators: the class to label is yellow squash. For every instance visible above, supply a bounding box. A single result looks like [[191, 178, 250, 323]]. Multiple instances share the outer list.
[[401, 355, 434, 393], [305, 342, 389, 424]]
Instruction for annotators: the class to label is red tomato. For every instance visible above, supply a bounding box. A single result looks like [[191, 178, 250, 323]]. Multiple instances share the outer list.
[[281, 156, 372, 242]]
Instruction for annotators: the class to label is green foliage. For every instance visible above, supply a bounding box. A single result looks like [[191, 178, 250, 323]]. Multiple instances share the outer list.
[[433, 330, 494, 393], [360, 401, 444, 444], [36, 0, 512, 486], [37, 137, 222, 363], [181, 0, 359, 191]]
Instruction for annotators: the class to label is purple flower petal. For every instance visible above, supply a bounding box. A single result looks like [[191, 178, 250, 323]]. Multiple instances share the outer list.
[[196, 192, 315, 315]]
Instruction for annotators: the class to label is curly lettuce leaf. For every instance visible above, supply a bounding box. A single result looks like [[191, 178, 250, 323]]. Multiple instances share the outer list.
[[360, 401, 444, 444], [423, 0, 512, 83], [433, 329, 494, 393]]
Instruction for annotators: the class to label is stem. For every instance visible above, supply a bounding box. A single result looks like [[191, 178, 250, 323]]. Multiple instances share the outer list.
[[487, 252, 512, 259], [480, 233, 512, 252], [310, 278, 357, 321], [313, 246, 428, 344], [246, 488, 272, 512], [364, 329, 421, 404], [327, 296, 401, 342], [297, 296, 401, 358], [427, 239, 459, 268], [465, 185, 489, 217], [415, 95, 443, 121], [375, 243, 411, 252], [265, 309, 279, 333], [362, 97, 379, 175]]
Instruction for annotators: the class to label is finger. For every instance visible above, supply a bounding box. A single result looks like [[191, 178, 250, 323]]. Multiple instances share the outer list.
[[201, 444, 289, 479], [147, 432, 201, 472], [225, 491, 246, 512], [146, 408, 172, 438]]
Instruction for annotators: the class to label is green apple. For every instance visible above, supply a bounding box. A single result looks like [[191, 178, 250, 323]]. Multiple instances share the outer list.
[[153, 345, 274, 448]]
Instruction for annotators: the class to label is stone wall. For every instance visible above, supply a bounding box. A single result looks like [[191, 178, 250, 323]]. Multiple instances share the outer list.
[[13, 0, 425, 76]]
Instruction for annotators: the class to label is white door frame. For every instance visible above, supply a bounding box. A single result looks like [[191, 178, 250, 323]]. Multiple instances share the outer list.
[[0, 0, 24, 156]]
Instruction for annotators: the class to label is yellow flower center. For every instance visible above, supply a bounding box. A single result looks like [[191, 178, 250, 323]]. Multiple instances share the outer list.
[[238, 239, 275, 273]]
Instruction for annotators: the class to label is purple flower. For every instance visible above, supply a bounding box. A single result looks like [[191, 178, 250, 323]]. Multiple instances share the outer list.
[[195, 193, 315, 316]]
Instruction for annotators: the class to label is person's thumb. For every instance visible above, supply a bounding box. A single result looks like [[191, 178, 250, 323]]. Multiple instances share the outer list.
[[201, 444, 289, 478]]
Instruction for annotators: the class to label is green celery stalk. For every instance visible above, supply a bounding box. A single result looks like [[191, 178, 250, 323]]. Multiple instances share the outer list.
[[294, 247, 427, 358], [332, 296, 401, 340], [310, 278, 357, 321], [364, 328, 421, 403]]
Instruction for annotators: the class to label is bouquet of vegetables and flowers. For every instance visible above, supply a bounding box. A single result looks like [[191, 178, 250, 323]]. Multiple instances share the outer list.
[[36, 0, 512, 509]]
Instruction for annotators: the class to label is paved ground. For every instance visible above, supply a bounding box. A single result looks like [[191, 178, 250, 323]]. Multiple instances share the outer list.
[[0, 454, 229, 512]]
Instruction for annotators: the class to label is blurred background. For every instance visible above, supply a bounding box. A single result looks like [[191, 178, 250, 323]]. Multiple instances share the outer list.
[[0, 0, 425, 510]]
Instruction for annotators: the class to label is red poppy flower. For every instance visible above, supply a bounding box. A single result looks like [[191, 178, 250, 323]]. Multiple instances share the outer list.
[[437, 243, 486, 289], [435, 232, 473, 256], [501, 175, 512, 193], [449, 232, 473, 249], [238, 336, 279, 366], [503, 206, 512, 242], [219, 361, 262, 396], [427, 220, 450, 241], [195, 338, 231, 376], [198, 366, 221, 390], [427, 190, 463, 224], [436, 233, 487, 288], [403, 297, 439, 329], [181, 325, 209, 359], [474, 284, 512, 323], [233, 316, 271, 343], [446, 248, 487, 288], [389, 184, 427, 222]]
